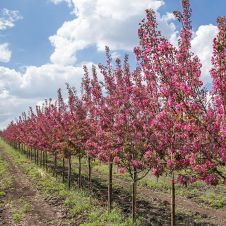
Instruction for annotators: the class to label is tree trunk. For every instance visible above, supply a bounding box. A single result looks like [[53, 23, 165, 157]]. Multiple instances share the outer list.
[[41, 151, 43, 166], [62, 158, 65, 183], [108, 160, 113, 213], [42, 151, 45, 167], [34, 149, 36, 163], [88, 156, 92, 190], [40, 151, 42, 166], [132, 169, 137, 223], [31, 148, 33, 161], [68, 156, 71, 189], [45, 152, 48, 170], [37, 150, 39, 164], [171, 171, 176, 226], [78, 155, 82, 188], [54, 152, 57, 177]]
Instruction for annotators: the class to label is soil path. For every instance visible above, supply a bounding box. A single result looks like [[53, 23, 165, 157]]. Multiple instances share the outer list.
[[0, 144, 225, 226], [0, 147, 68, 226], [72, 162, 226, 226], [139, 185, 226, 226]]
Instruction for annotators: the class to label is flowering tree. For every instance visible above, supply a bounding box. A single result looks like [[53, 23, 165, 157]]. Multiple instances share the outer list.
[[1, 1, 225, 225], [133, 0, 225, 225]]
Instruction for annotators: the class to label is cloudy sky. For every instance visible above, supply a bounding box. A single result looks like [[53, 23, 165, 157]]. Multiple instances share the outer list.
[[0, 0, 225, 129]]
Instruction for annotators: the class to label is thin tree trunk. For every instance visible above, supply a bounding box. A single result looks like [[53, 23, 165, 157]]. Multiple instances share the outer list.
[[132, 169, 137, 223], [42, 151, 45, 167], [36, 150, 39, 162], [171, 171, 176, 226], [88, 156, 92, 190], [31, 148, 33, 161], [45, 152, 48, 170], [62, 158, 65, 183], [40, 151, 42, 165], [36, 150, 38, 164], [40, 151, 42, 166], [78, 155, 82, 188], [68, 156, 71, 189], [108, 159, 113, 213], [40, 151, 44, 166], [54, 152, 57, 177]]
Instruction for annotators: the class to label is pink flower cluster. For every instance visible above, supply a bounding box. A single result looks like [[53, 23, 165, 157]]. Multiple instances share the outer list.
[[1, 0, 225, 186]]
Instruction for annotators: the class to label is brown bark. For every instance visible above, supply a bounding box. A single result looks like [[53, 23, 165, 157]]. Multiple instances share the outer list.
[[171, 171, 176, 226], [108, 160, 113, 213], [62, 158, 65, 183], [45, 151, 48, 170], [40, 151, 42, 166], [78, 155, 82, 188], [68, 156, 71, 189], [132, 169, 137, 223], [88, 155, 92, 190], [36, 150, 38, 164], [30, 148, 33, 161], [54, 152, 57, 177]]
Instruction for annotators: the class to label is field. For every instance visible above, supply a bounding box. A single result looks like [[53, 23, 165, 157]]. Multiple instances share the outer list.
[[0, 139, 225, 226]]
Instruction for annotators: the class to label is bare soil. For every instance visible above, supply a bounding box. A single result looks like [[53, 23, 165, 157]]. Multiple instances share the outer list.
[[0, 148, 69, 226], [0, 145, 225, 226], [70, 162, 226, 226]]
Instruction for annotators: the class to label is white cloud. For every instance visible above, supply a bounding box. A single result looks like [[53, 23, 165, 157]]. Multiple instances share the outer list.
[[20, 64, 85, 97], [49, 0, 176, 66], [49, 0, 72, 7], [0, 63, 88, 129], [0, 9, 22, 65], [191, 24, 218, 84], [0, 63, 87, 99], [0, 92, 38, 129], [0, 43, 11, 63], [0, 8, 22, 31], [0, 1, 219, 129]]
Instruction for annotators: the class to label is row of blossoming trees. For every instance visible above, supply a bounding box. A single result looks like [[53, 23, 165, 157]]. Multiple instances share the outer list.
[[1, 1, 225, 225]]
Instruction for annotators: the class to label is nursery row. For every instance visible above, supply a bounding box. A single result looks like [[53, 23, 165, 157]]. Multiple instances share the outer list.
[[1, 1, 225, 225]]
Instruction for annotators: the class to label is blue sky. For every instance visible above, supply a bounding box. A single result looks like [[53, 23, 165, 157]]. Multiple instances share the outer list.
[[160, 0, 226, 29], [1, 0, 225, 69], [0, 0, 73, 69], [0, 0, 225, 129]]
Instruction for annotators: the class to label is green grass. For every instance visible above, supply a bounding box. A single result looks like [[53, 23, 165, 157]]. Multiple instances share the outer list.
[[1, 138, 225, 226], [81, 209, 137, 226], [0, 191, 6, 197], [71, 154, 226, 210], [0, 149, 13, 196], [12, 210, 22, 222], [65, 153, 226, 210], [139, 176, 170, 191], [20, 199, 30, 213], [11, 198, 30, 223], [0, 139, 134, 225], [199, 191, 226, 208]]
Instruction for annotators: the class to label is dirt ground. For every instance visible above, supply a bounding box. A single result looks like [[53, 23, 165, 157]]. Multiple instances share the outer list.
[[0, 148, 68, 226], [0, 145, 225, 226], [71, 162, 226, 226]]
